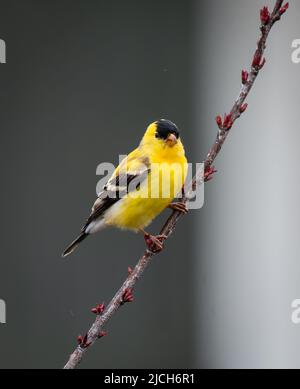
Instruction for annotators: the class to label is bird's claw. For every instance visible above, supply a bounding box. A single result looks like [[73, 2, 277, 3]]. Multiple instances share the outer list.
[[144, 233, 167, 253], [168, 202, 188, 214]]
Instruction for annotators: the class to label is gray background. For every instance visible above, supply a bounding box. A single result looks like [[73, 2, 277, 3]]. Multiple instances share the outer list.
[[0, 0, 299, 369], [194, 0, 300, 369]]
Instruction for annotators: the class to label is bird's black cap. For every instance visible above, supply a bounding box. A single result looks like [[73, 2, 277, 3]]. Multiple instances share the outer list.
[[155, 119, 179, 140]]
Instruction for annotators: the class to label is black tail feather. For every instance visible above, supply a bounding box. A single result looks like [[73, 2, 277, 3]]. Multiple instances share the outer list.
[[62, 232, 87, 258]]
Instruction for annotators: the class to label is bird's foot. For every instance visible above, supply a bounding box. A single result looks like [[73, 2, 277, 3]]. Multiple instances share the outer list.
[[168, 201, 188, 214], [143, 232, 167, 253]]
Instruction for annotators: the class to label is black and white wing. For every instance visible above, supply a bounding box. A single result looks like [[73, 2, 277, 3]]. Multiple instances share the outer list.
[[82, 154, 150, 232]]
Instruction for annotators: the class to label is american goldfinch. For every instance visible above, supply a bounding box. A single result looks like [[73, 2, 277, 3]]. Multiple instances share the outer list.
[[62, 119, 188, 257]]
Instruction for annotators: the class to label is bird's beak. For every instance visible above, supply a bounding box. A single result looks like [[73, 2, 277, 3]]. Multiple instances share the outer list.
[[165, 133, 178, 147]]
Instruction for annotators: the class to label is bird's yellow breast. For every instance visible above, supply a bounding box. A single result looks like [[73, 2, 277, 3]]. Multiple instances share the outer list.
[[104, 148, 187, 231]]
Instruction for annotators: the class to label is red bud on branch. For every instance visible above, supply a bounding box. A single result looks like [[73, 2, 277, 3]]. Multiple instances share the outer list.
[[260, 57, 266, 69], [223, 113, 233, 130], [252, 53, 266, 69], [252, 53, 262, 68], [279, 2, 289, 15], [240, 103, 248, 113], [97, 331, 107, 339], [215, 115, 223, 129], [77, 334, 91, 348], [204, 166, 217, 182], [121, 288, 134, 304], [128, 266, 133, 274], [216, 114, 233, 130], [241, 70, 249, 84], [91, 303, 105, 315], [260, 6, 270, 24]]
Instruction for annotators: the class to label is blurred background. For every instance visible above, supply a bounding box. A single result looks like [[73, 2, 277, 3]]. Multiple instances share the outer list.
[[0, 0, 299, 369]]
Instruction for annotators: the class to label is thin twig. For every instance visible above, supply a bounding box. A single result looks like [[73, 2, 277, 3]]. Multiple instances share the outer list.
[[63, 0, 288, 369]]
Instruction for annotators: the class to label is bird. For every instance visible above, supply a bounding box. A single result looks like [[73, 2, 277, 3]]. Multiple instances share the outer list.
[[62, 119, 188, 257]]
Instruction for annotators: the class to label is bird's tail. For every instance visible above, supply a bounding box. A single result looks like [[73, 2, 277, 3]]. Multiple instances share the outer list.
[[62, 232, 88, 258]]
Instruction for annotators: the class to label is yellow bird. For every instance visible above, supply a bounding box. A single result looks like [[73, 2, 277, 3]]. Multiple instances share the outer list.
[[62, 119, 188, 257]]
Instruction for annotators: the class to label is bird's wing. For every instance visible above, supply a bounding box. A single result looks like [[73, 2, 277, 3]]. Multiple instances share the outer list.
[[82, 149, 150, 231]]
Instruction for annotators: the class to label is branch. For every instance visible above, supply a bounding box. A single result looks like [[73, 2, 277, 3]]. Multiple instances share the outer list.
[[63, 0, 288, 369]]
